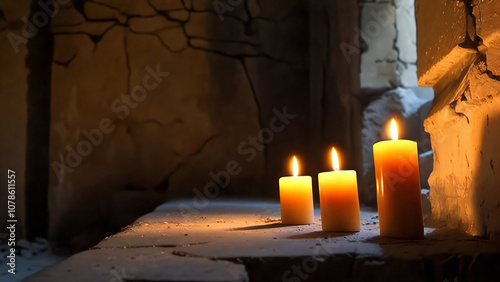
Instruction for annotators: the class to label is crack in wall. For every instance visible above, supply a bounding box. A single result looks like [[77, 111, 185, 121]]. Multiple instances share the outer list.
[[64, 1, 291, 64], [53, 52, 77, 67], [155, 134, 219, 192], [124, 28, 131, 95]]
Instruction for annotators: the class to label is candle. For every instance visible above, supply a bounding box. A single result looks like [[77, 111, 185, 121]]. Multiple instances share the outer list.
[[279, 156, 314, 224], [373, 119, 424, 238], [318, 147, 361, 232]]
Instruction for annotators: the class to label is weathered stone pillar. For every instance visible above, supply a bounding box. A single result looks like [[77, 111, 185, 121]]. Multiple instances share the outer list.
[[417, 0, 500, 237]]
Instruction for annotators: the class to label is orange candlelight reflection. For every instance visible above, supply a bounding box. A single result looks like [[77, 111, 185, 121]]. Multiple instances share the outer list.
[[373, 118, 424, 238]]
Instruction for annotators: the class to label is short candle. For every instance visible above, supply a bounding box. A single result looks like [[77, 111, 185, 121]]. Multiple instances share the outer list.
[[279, 156, 314, 225], [318, 147, 361, 232], [373, 119, 424, 239]]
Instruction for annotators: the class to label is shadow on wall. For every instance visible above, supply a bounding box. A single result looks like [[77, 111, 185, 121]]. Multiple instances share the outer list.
[[25, 0, 53, 240], [202, 1, 311, 199], [472, 110, 500, 238]]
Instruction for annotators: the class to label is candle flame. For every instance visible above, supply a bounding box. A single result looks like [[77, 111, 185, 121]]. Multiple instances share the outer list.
[[390, 119, 398, 140], [292, 156, 299, 176], [331, 147, 340, 171]]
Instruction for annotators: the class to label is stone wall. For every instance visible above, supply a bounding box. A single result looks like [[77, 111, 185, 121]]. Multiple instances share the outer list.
[[48, 0, 312, 251], [418, 0, 500, 238], [359, 0, 418, 89], [1, 0, 361, 251]]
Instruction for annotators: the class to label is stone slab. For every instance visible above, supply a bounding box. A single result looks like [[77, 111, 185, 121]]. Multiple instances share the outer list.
[[425, 61, 500, 238], [27, 200, 500, 281], [359, 3, 398, 88], [26, 247, 248, 282]]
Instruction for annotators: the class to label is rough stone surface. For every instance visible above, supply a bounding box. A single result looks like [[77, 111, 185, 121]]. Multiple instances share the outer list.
[[415, 0, 476, 87], [360, 0, 419, 88], [395, 0, 418, 87], [425, 61, 500, 238], [394, 0, 417, 64], [473, 0, 500, 76], [419, 150, 433, 190], [48, 0, 310, 252], [26, 200, 500, 281], [418, 0, 500, 238], [84, 1, 127, 24], [421, 189, 431, 220], [361, 87, 432, 204], [27, 248, 248, 282]]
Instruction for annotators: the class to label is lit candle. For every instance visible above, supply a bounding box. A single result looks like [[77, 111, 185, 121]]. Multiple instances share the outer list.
[[318, 147, 361, 232], [279, 156, 314, 224], [373, 119, 424, 238]]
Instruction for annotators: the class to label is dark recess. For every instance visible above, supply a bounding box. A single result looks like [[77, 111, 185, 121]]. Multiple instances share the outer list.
[[25, 0, 54, 240]]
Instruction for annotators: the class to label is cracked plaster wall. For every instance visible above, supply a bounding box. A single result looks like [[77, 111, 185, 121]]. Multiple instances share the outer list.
[[359, 0, 418, 89], [48, 0, 310, 251]]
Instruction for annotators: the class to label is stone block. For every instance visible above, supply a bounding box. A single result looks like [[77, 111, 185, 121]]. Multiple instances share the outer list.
[[421, 189, 431, 219], [415, 0, 473, 86], [360, 0, 419, 88], [395, 0, 417, 63], [399, 63, 418, 87], [425, 61, 500, 237], [93, 0, 157, 17], [360, 3, 398, 88], [419, 150, 433, 190], [84, 1, 127, 24], [473, 0, 500, 75], [149, 0, 184, 11], [128, 15, 177, 33], [26, 248, 248, 282], [25, 200, 500, 281]]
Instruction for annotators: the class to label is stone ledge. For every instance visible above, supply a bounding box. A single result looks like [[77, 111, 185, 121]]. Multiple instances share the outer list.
[[27, 200, 500, 281]]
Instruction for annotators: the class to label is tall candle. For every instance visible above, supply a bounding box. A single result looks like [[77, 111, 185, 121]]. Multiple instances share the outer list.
[[318, 147, 361, 232], [373, 119, 424, 238], [279, 156, 314, 224]]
